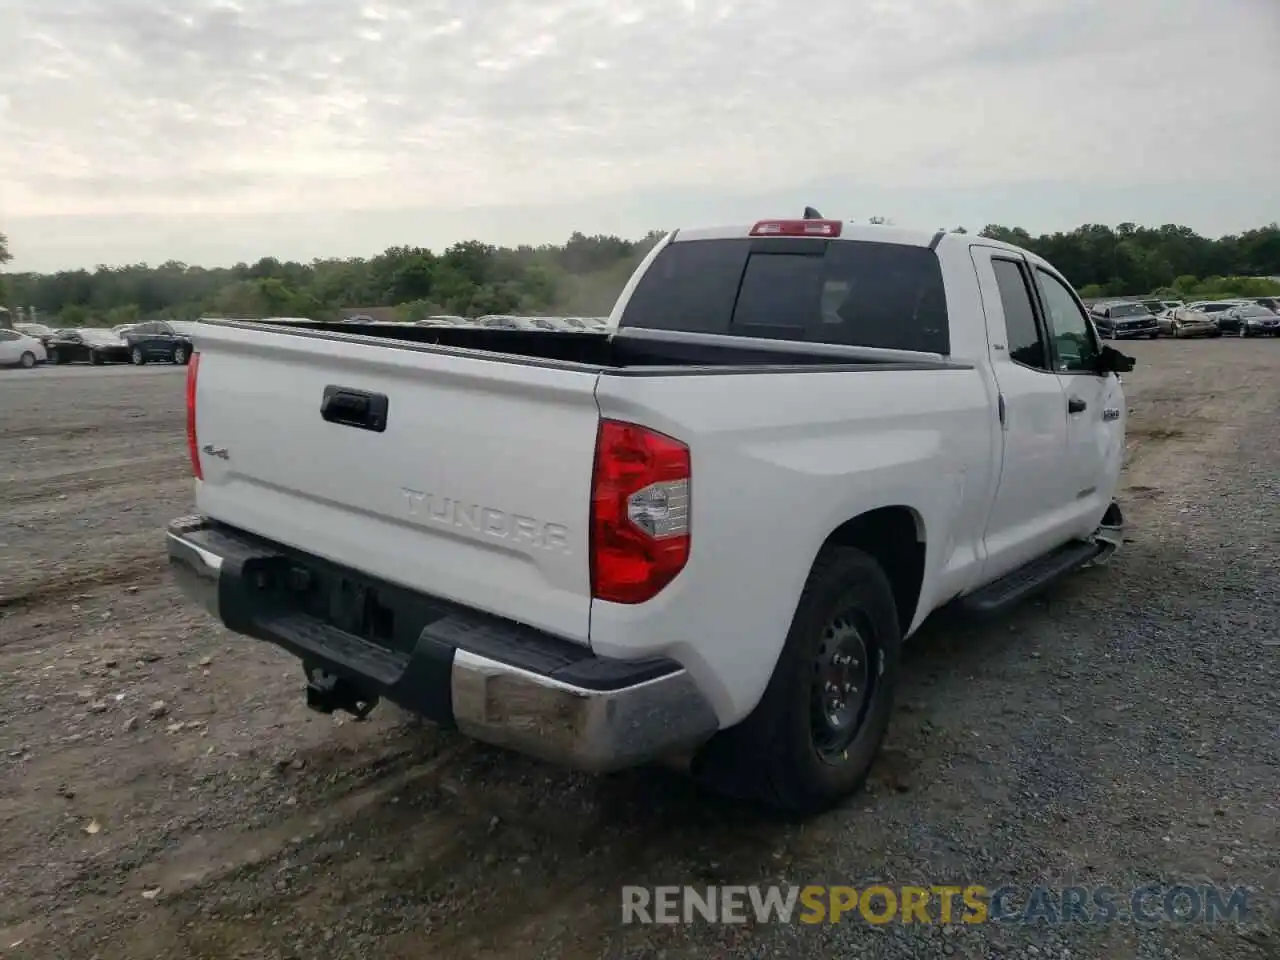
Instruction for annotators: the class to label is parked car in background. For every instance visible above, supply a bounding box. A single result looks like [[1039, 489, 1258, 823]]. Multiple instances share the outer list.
[[413, 315, 466, 328], [1089, 301, 1160, 339], [120, 320, 193, 364], [1220, 303, 1280, 337], [14, 322, 56, 350], [47, 328, 132, 365], [0, 328, 48, 368], [1183, 301, 1239, 332], [1251, 297, 1280, 313], [1140, 299, 1183, 316], [521, 316, 561, 331], [1159, 306, 1221, 338], [474, 314, 522, 329]]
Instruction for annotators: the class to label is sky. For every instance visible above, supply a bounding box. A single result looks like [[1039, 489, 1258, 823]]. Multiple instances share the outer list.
[[1, 0, 1278, 273]]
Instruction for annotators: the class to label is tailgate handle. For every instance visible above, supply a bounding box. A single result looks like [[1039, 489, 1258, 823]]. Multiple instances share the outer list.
[[321, 386, 389, 432]]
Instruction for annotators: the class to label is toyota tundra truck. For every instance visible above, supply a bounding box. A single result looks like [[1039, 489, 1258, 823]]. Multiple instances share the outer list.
[[166, 217, 1133, 816]]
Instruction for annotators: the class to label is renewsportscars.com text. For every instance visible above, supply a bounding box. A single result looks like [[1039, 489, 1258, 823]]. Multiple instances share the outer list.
[[621, 884, 1251, 926]]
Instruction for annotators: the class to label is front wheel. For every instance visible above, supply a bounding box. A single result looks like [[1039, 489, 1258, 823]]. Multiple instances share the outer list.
[[1239, 326, 1249, 338], [131, 347, 145, 365], [90, 350, 103, 365], [172, 344, 187, 365], [49, 349, 61, 365], [693, 546, 902, 817], [20, 351, 36, 369]]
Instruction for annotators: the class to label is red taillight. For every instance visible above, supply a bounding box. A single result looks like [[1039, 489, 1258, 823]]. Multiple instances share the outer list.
[[590, 420, 691, 604], [749, 219, 842, 238], [185, 352, 202, 480]]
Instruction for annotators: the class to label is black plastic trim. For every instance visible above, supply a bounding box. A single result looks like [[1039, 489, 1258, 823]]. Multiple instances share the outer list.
[[197, 521, 683, 703]]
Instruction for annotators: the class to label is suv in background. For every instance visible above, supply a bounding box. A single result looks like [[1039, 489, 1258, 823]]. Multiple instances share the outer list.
[[1089, 301, 1159, 339], [120, 321, 193, 365]]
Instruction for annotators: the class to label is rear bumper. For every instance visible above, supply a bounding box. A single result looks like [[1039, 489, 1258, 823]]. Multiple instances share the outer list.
[[166, 516, 718, 772]]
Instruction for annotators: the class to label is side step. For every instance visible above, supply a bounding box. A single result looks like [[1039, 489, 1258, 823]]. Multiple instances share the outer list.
[[955, 540, 1104, 617]]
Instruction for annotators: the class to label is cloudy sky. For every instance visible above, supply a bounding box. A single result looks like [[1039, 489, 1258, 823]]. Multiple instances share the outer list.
[[1, 0, 1277, 272]]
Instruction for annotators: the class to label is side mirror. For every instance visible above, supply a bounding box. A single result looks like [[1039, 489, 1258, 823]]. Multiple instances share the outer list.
[[1098, 344, 1135, 374]]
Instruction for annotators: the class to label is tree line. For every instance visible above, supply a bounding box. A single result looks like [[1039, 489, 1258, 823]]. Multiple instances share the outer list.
[[1, 221, 1278, 328]]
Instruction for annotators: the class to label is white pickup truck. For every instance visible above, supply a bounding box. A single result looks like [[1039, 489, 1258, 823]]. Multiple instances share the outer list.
[[167, 217, 1133, 816]]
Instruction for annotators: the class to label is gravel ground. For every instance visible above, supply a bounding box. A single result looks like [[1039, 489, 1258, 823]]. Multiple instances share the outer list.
[[0, 342, 1276, 960]]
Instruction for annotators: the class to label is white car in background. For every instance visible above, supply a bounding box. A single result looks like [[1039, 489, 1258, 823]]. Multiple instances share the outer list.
[[0, 328, 48, 368]]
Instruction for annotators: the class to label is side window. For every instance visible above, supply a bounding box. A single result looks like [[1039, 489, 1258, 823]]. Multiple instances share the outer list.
[[990, 258, 1049, 371], [1035, 270, 1100, 374], [0, 330, 18, 342], [157, 322, 175, 335]]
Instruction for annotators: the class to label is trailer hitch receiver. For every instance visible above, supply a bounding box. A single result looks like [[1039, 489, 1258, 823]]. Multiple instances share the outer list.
[[304, 667, 379, 720]]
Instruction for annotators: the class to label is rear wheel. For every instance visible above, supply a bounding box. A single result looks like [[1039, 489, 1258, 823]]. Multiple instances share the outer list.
[[90, 350, 103, 365], [20, 351, 36, 369], [131, 347, 146, 365], [49, 349, 61, 365], [694, 546, 901, 817]]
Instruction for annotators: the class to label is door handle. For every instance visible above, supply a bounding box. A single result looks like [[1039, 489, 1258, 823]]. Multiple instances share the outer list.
[[1067, 396, 1087, 414], [320, 385, 389, 432]]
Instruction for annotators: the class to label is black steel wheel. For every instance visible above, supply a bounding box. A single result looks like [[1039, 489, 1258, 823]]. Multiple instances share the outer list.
[[694, 545, 901, 817]]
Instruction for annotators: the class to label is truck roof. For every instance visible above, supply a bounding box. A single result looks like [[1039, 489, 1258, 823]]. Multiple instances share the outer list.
[[669, 220, 1041, 262], [673, 222, 943, 248]]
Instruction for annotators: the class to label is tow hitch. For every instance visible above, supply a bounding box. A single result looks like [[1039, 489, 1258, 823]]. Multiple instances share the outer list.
[[304, 667, 379, 720]]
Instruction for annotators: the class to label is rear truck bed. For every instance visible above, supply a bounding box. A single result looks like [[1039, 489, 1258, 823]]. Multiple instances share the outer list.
[[168, 317, 968, 773]]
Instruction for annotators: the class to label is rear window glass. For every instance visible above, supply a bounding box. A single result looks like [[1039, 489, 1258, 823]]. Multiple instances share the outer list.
[[619, 237, 950, 354]]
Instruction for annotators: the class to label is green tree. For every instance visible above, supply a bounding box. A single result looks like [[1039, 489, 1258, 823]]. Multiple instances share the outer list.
[[59, 304, 90, 326]]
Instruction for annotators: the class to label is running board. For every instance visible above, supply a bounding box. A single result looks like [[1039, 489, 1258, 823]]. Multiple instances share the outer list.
[[955, 540, 1104, 617]]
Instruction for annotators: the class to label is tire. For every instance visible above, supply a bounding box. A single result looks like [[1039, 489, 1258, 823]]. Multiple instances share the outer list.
[[49, 349, 61, 365], [1149, 333, 1159, 339], [19, 351, 36, 369], [1239, 326, 1248, 338], [693, 546, 902, 817], [90, 350, 103, 365], [172, 344, 187, 365], [131, 347, 146, 365]]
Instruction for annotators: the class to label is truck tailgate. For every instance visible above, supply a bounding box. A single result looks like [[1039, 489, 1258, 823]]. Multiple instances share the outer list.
[[190, 323, 601, 644]]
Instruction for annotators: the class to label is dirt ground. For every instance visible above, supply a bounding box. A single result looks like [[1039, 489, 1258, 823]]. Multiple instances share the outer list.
[[1, 343, 1277, 960]]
